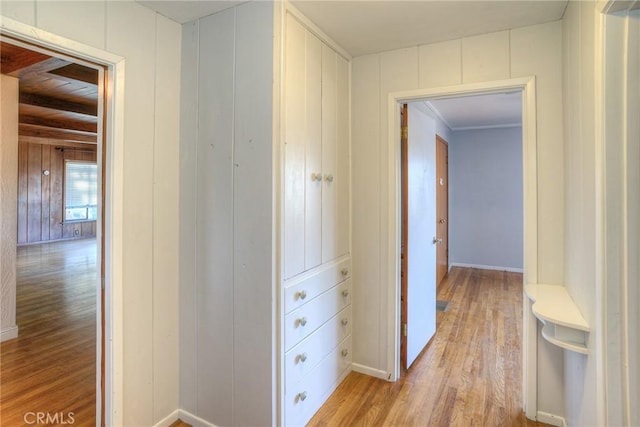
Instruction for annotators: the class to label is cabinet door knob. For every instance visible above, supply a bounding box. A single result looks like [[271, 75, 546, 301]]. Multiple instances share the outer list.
[[342, 289, 349, 297], [341, 318, 349, 326], [296, 391, 307, 402], [311, 173, 322, 182], [297, 317, 307, 327], [297, 352, 308, 363], [341, 349, 349, 357], [341, 268, 349, 276], [295, 290, 307, 300], [324, 174, 334, 183]]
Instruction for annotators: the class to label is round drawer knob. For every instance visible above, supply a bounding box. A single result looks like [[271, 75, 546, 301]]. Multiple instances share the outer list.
[[342, 289, 349, 297], [341, 349, 349, 357], [296, 391, 307, 402], [341, 318, 349, 326], [297, 317, 307, 327], [297, 353, 308, 363], [295, 290, 307, 300], [341, 268, 349, 276]]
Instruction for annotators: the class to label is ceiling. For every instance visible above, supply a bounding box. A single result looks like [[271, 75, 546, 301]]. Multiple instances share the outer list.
[[137, 1, 568, 57], [0, 40, 98, 146], [426, 91, 522, 131]]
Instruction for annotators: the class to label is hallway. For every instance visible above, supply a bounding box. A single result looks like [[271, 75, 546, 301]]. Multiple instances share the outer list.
[[308, 267, 549, 426]]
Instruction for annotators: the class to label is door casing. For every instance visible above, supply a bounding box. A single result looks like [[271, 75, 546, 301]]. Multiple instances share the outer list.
[[385, 76, 538, 419]]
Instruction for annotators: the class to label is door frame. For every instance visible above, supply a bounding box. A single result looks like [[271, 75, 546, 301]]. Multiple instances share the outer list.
[[386, 77, 538, 418], [0, 17, 126, 425]]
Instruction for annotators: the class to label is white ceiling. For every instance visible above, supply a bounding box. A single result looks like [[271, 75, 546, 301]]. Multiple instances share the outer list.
[[137, 1, 245, 24], [292, 1, 567, 57], [426, 91, 522, 130]]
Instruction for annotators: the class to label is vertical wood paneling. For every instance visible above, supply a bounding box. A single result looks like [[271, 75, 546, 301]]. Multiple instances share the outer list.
[[17, 143, 28, 244], [418, 39, 462, 88], [152, 13, 181, 423], [178, 19, 199, 415], [351, 53, 381, 369], [336, 55, 350, 259], [41, 146, 50, 241], [17, 142, 96, 244], [461, 31, 510, 84], [232, 3, 274, 425], [105, 2, 157, 424], [36, 0, 106, 50], [49, 146, 63, 241], [196, 9, 235, 426], [27, 143, 42, 243]]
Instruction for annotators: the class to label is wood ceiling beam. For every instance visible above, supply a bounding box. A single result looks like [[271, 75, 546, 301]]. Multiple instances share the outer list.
[[7, 57, 71, 79], [20, 113, 98, 133], [0, 48, 51, 74], [19, 92, 98, 116], [47, 64, 99, 86], [19, 123, 97, 143], [19, 136, 98, 150]]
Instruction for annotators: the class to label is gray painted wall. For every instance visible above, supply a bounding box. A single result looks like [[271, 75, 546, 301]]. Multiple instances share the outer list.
[[449, 126, 523, 271]]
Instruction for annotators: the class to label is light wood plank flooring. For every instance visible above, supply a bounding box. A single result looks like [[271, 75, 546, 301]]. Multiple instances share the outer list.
[[1, 239, 97, 426], [308, 267, 550, 427]]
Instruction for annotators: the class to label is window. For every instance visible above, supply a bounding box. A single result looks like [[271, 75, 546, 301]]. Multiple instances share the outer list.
[[64, 161, 98, 221]]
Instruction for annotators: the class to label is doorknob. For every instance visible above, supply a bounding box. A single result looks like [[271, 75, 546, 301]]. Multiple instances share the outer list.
[[439, 218, 446, 224], [433, 237, 442, 244]]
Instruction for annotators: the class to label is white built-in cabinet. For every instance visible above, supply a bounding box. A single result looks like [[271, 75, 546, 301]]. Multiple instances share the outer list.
[[282, 10, 352, 426]]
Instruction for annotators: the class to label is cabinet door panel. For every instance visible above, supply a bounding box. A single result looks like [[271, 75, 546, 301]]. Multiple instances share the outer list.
[[336, 55, 350, 258], [321, 45, 338, 263], [284, 15, 306, 279], [305, 32, 322, 271]]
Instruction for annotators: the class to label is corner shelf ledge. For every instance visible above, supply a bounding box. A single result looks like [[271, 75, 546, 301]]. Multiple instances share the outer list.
[[525, 284, 589, 355]]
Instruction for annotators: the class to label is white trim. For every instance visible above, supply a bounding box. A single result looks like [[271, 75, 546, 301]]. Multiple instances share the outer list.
[[0, 325, 18, 342], [536, 411, 567, 427], [385, 77, 538, 419], [0, 16, 126, 427], [351, 363, 391, 381], [152, 410, 181, 427], [175, 410, 218, 427], [450, 122, 523, 132], [449, 262, 523, 273], [424, 101, 453, 130]]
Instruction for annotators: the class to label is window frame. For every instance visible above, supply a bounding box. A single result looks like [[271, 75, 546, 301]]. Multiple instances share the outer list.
[[63, 159, 98, 223]]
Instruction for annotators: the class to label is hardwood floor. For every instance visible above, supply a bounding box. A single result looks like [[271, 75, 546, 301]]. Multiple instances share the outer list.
[[308, 267, 550, 427], [1, 238, 97, 426]]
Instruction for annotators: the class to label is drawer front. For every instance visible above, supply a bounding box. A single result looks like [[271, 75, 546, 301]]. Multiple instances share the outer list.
[[284, 258, 351, 314], [285, 335, 352, 427], [285, 306, 351, 393], [285, 279, 351, 351]]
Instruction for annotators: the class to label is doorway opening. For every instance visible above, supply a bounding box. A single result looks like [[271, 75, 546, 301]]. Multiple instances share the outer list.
[[0, 36, 107, 425], [388, 77, 538, 418]]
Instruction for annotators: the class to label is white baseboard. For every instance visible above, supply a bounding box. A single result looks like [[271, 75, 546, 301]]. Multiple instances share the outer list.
[[175, 410, 217, 427], [153, 410, 181, 427], [351, 363, 390, 381], [449, 262, 523, 273], [0, 325, 18, 342], [537, 411, 566, 427]]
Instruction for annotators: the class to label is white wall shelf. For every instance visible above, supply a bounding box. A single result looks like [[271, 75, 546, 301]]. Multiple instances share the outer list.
[[525, 284, 589, 354]]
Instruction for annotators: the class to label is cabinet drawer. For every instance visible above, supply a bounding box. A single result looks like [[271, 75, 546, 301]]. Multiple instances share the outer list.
[[284, 258, 351, 314], [285, 306, 351, 393], [285, 280, 351, 351], [285, 335, 352, 427]]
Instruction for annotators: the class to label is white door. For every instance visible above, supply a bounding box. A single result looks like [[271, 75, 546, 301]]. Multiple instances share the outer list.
[[406, 103, 437, 368]]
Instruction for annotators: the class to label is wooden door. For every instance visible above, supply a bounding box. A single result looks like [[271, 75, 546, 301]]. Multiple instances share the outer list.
[[400, 104, 408, 370], [436, 135, 449, 286], [401, 104, 437, 370]]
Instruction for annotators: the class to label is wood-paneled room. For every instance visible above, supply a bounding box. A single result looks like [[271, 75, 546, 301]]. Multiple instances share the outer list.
[[0, 38, 100, 426]]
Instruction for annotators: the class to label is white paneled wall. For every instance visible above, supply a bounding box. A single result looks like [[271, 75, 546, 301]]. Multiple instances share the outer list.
[[0, 1, 181, 425], [351, 20, 564, 416], [179, 3, 275, 426], [562, 2, 601, 426]]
